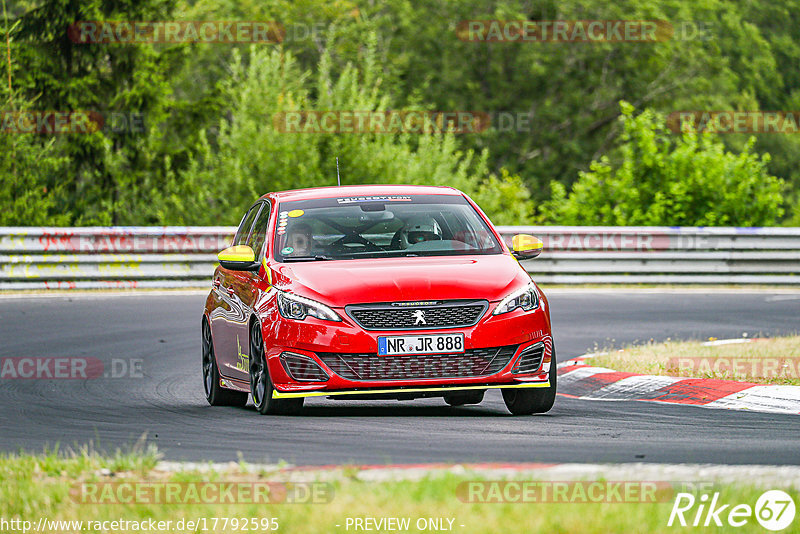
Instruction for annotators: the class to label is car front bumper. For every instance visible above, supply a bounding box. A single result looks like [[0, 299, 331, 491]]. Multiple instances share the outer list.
[[262, 303, 554, 399]]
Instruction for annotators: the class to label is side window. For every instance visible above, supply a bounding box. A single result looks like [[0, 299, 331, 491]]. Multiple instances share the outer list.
[[246, 202, 271, 259], [233, 203, 261, 246]]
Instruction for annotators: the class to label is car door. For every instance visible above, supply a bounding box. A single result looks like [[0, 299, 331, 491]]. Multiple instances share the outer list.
[[211, 202, 262, 380], [224, 201, 271, 381]]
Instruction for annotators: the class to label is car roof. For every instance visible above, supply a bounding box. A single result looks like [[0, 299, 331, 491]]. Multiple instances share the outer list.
[[262, 184, 463, 203]]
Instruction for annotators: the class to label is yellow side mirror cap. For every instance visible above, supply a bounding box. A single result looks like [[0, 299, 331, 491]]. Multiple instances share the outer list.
[[511, 234, 543, 260], [218, 245, 259, 271]]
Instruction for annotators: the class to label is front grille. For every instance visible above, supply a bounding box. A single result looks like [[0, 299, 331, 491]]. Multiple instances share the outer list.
[[317, 345, 518, 381], [280, 352, 329, 382], [346, 300, 488, 330], [511, 342, 545, 374]]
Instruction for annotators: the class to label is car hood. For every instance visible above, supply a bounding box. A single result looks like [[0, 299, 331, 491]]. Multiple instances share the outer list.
[[272, 254, 530, 307]]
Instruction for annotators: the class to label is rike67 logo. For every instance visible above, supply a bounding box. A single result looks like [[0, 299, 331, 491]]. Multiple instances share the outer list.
[[669, 490, 795, 531]]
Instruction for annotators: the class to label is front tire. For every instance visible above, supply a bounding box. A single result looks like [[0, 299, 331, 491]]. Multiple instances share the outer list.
[[502, 348, 557, 415], [202, 319, 248, 407], [249, 320, 304, 415]]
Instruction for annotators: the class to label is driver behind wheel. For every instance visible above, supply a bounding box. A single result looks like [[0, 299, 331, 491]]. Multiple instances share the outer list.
[[400, 216, 443, 247], [285, 223, 313, 256]]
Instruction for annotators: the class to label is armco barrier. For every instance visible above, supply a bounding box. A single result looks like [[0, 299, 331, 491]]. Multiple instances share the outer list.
[[0, 226, 798, 289], [496, 226, 800, 284], [0, 227, 233, 290]]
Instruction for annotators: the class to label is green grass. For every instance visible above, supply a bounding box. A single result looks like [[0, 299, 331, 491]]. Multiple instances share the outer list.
[[589, 335, 800, 385], [1, 450, 798, 533]]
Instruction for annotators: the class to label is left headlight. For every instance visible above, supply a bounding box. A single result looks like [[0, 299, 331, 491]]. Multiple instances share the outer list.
[[277, 290, 342, 322], [492, 282, 539, 316]]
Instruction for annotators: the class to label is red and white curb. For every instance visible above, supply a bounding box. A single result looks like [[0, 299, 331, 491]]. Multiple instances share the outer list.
[[557, 344, 800, 415]]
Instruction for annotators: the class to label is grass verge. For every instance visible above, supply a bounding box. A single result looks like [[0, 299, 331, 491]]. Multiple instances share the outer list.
[[1, 450, 799, 533], [589, 335, 800, 385]]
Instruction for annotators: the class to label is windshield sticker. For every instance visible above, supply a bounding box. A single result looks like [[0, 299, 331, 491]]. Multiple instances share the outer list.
[[337, 196, 412, 204], [281, 246, 294, 255], [288, 209, 305, 217]]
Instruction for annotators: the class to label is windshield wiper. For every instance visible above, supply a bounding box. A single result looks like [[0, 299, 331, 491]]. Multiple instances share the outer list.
[[283, 255, 336, 262]]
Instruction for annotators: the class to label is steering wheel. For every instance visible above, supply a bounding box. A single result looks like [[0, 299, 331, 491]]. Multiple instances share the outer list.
[[331, 234, 385, 252]]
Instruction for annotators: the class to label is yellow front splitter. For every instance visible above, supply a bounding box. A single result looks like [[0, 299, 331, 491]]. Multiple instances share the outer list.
[[272, 381, 550, 399]]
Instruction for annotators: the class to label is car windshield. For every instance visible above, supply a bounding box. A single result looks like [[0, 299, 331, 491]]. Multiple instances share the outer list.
[[273, 194, 503, 262]]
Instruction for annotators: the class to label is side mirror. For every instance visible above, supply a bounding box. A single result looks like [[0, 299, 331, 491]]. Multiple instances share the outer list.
[[218, 245, 260, 271], [511, 234, 543, 260]]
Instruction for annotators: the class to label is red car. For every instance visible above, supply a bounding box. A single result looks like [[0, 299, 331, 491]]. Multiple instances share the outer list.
[[202, 185, 555, 415]]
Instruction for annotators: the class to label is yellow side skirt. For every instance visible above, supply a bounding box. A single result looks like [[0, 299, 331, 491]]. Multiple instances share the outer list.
[[272, 381, 550, 399]]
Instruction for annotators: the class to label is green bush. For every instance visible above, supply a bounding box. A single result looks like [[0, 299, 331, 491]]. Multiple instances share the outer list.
[[539, 102, 786, 226]]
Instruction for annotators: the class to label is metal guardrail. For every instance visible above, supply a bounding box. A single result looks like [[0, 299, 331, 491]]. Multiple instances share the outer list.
[[1, 226, 798, 289], [0, 227, 233, 290], [498, 226, 800, 284]]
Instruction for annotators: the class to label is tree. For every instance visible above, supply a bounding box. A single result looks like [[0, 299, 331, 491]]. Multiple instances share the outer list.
[[0, 4, 67, 225], [4, 0, 800, 226], [0, 122, 70, 225], [8, 0, 188, 224], [165, 42, 534, 225]]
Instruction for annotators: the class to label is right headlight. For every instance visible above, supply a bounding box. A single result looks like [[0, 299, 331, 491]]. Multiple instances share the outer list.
[[492, 282, 539, 316], [276, 290, 342, 322]]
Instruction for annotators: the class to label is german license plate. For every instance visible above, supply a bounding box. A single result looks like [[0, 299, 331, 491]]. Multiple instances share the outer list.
[[377, 333, 465, 355]]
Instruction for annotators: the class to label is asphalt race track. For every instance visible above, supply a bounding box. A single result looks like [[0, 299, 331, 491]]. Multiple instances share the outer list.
[[1, 289, 798, 465]]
